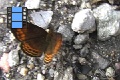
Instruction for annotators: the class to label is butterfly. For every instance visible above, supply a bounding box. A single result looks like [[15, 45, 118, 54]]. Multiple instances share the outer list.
[[11, 21, 62, 63]]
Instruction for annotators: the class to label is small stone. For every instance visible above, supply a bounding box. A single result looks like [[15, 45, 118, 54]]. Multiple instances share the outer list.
[[81, 65, 92, 74], [25, 0, 41, 9], [57, 25, 74, 41], [27, 63, 34, 70], [49, 69, 54, 77], [0, 17, 3, 23], [105, 67, 115, 77], [30, 11, 53, 29], [92, 77, 100, 80], [54, 67, 73, 80], [77, 74, 87, 80], [62, 67, 73, 80], [78, 57, 87, 65], [73, 44, 82, 49], [92, 52, 110, 69], [80, 45, 89, 57], [8, 50, 19, 67], [5, 73, 10, 78], [115, 62, 120, 70], [37, 73, 45, 80], [20, 67, 29, 76], [74, 34, 89, 45], [72, 9, 96, 33]]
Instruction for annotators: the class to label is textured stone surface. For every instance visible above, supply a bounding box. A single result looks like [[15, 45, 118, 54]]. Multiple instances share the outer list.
[[93, 3, 120, 41], [72, 9, 96, 33]]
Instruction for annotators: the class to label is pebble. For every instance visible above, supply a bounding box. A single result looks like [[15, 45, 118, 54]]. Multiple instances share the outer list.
[[57, 25, 74, 41], [8, 50, 19, 67], [30, 11, 53, 29], [105, 67, 115, 77], [62, 67, 73, 80], [77, 74, 87, 80], [71, 9, 96, 33], [115, 62, 120, 70], [93, 3, 120, 41], [25, 0, 41, 9], [74, 33, 89, 45], [92, 52, 110, 69], [0, 17, 3, 23], [92, 77, 100, 80], [78, 57, 87, 65], [80, 44, 89, 57], [49, 69, 54, 77], [20, 67, 29, 76], [27, 63, 34, 70], [73, 44, 82, 49], [37, 73, 45, 80]]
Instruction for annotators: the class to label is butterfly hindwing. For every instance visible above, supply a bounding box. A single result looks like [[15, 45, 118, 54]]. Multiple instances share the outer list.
[[21, 37, 47, 57], [44, 32, 62, 63]]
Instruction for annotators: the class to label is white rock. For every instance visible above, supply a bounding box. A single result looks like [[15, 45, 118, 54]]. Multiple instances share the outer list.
[[25, 0, 41, 9], [20, 67, 28, 76], [37, 73, 45, 80], [106, 67, 115, 77], [8, 50, 19, 67], [30, 11, 53, 29], [72, 9, 96, 33], [93, 3, 120, 41]]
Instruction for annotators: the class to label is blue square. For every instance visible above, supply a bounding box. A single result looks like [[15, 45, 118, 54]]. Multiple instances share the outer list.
[[12, 7, 22, 12], [12, 22, 22, 28], [12, 13, 22, 21]]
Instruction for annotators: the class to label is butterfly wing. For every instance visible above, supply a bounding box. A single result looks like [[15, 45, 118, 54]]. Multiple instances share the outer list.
[[11, 21, 47, 42], [11, 21, 47, 57], [21, 37, 47, 57], [44, 32, 62, 63]]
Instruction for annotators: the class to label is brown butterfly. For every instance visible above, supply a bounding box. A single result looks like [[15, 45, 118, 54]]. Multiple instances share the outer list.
[[11, 21, 62, 63]]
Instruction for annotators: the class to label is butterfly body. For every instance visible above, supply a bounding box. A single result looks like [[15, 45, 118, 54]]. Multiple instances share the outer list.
[[11, 21, 62, 63]]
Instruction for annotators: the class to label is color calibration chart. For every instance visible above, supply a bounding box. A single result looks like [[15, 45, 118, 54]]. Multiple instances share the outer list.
[[7, 7, 27, 28]]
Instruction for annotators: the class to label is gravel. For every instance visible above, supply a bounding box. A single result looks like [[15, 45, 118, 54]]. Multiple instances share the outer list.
[[0, 0, 120, 80]]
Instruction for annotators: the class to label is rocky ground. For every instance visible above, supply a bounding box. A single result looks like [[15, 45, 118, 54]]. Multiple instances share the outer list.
[[0, 0, 120, 80]]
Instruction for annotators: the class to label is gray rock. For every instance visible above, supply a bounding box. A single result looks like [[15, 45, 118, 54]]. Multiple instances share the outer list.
[[93, 3, 120, 41], [8, 50, 19, 67], [57, 25, 74, 41], [72, 9, 96, 33], [30, 11, 53, 29], [73, 44, 82, 49], [49, 69, 54, 77], [92, 52, 110, 69], [80, 44, 89, 57], [74, 33, 89, 45], [25, 0, 41, 9], [54, 67, 73, 80]]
